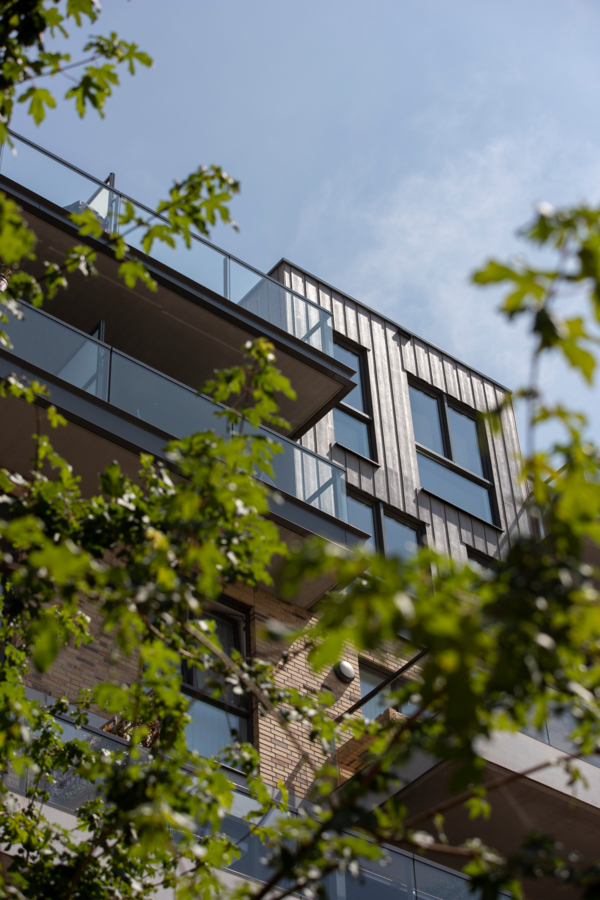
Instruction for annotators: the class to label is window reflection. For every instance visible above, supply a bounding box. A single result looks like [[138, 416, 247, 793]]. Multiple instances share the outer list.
[[448, 407, 483, 477], [417, 452, 492, 523], [408, 386, 444, 456], [359, 665, 422, 721], [333, 407, 371, 458], [347, 494, 375, 549], [333, 343, 364, 412], [384, 515, 418, 559]]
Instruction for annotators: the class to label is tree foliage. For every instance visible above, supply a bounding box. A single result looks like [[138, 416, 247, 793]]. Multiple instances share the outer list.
[[0, 5, 599, 900]]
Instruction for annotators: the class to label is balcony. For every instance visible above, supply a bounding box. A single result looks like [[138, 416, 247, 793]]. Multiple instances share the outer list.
[[0, 132, 356, 439], [5, 712, 494, 900], [2, 304, 351, 534]]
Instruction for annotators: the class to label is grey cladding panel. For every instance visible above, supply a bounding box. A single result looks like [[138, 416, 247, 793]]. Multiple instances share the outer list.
[[344, 301, 360, 344], [387, 326, 419, 516], [271, 261, 529, 564], [400, 334, 417, 375], [414, 340, 431, 383], [332, 292, 346, 334], [371, 315, 402, 509], [443, 357, 460, 400], [429, 348, 446, 392], [357, 308, 388, 502]]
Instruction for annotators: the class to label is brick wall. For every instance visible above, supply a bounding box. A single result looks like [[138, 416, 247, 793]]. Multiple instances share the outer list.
[[24, 578, 414, 800]]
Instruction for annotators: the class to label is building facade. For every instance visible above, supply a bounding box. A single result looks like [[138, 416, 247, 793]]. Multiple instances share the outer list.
[[1, 132, 598, 900]]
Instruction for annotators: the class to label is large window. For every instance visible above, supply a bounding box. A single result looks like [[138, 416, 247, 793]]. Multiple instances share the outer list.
[[182, 606, 251, 758], [332, 340, 375, 461], [408, 382, 496, 525], [346, 490, 419, 558], [359, 663, 422, 721]]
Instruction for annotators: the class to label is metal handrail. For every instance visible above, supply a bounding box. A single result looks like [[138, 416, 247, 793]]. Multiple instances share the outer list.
[[335, 648, 428, 722], [13, 300, 346, 473], [5, 129, 331, 319]]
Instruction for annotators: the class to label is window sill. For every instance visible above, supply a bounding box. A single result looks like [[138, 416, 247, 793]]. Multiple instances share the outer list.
[[333, 442, 380, 467]]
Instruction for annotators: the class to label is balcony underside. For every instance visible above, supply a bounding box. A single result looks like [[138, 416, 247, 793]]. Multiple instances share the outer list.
[[386, 738, 600, 900], [0, 352, 366, 606], [3, 183, 355, 440]]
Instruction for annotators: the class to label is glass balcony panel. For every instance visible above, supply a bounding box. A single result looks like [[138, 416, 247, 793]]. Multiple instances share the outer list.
[[4, 718, 126, 814], [417, 452, 493, 524], [1, 136, 119, 231], [414, 859, 482, 899], [185, 698, 247, 759], [230, 258, 333, 355], [259, 433, 347, 521], [345, 852, 412, 900], [2, 133, 336, 354], [119, 203, 228, 298], [4, 306, 347, 522], [109, 351, 228, 438], [4, 307, 109, 400]]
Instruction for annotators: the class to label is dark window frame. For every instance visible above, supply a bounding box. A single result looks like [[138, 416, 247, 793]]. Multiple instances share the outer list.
[[467, 546, 499, 572], [346, 486, 424, 555], [181, 596, 253, 741], [333, 336, 377, 463], [408, 376, 500, 527], [358, 658, 422, 719]]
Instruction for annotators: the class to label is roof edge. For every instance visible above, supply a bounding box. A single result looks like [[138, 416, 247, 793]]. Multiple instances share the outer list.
[[268, 256, 512, 395]]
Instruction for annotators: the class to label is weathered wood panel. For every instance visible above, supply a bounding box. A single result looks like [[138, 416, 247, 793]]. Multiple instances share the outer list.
[[414, 340, 431, 384], [443, 356, 460, 400], [429, 348, 446, 392], [269, 261, 530, 565], [400, 334, 417, 375], [371, 316, 402, 509], [358, 309, 388, 502], [387, 327, 419, 516]]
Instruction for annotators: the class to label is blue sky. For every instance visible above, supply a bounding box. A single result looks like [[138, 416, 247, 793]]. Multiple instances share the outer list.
[[9, 0, 600, 443]]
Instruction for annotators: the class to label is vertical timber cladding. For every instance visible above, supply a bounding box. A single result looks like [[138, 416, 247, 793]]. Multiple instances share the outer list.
[[270, 261, 531, 561]]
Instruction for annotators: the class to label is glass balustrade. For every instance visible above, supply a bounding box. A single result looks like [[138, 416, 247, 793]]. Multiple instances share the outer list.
[[4, 303, 110, 400], [229, 258, 333, 355], [3, 305, 347, 522], [0, 133, 334, 356], [121, 199, 229, 299], [4, 717, 127, 814], [6, 711, 492, 900]]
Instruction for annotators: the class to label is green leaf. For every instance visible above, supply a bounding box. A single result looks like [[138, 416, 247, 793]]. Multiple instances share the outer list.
[[28, 614, 60, 673], [17, 87, 57, 125]]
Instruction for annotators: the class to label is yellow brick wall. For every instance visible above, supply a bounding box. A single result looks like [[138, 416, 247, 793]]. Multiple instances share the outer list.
[[24, 578, 417, 799]]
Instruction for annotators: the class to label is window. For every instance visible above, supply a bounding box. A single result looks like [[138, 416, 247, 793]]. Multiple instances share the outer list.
[[383, 514, 418, 559], [347, 493, 376, 550], [333, 408, 371, 459], [408, 382, 496, 525], [333, 340, 374, 460], [347, 490, 419, 558], [467, 547, 497, 575], [359, 663, 422, 721], [182, 606, 251, 758]]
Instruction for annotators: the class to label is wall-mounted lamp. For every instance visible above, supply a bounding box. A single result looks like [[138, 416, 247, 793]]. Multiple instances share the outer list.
[[333, 661, 355, 684]]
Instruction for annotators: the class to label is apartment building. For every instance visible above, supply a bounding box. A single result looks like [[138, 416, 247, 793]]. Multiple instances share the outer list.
[[1, 132, 598, 900]]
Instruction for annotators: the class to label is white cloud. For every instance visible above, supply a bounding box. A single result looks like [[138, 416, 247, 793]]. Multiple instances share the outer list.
[[289, 122, 600, 440]]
